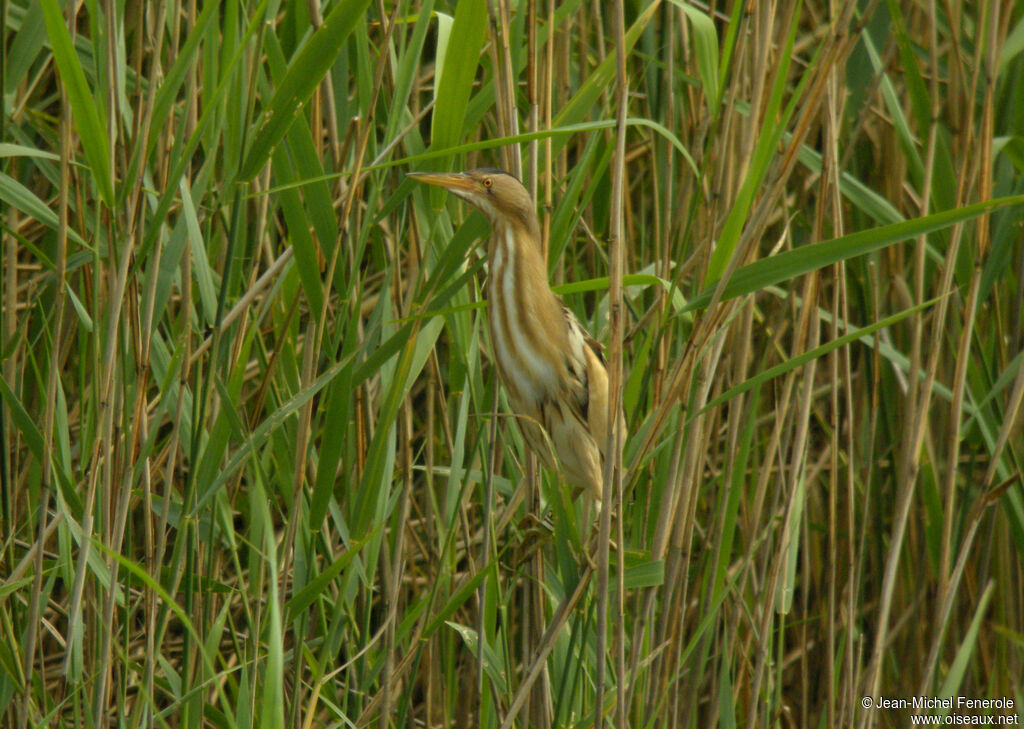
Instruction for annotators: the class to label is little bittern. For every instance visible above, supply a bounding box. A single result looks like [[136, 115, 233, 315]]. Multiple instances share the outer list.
[[408, 168, 624, 506]]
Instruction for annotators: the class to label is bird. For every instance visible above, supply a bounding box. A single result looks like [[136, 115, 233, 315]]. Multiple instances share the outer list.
[[407, 168, 624, 508]]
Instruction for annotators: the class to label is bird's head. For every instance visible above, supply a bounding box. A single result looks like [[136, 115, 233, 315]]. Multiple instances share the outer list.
[[407, 168, 538, 235]]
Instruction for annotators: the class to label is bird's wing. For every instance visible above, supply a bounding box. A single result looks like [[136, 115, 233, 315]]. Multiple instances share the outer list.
[[525, 304, 624, 503], [560, 306, 593, 416], [560, 305, 617, 455], [563, 305, 627, 459], [527, 306, 594, 499]]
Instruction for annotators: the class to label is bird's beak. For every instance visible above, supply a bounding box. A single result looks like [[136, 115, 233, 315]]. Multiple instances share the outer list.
[[406, 171, 477, 193]]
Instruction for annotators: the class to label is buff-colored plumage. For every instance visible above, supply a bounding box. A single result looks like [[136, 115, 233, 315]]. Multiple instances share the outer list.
[[408, 169, 624, 504]]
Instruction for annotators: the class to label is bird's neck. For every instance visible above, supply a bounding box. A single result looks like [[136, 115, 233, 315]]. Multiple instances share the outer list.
[[485, 217, 569, 405], [487, 218, 550, 295]]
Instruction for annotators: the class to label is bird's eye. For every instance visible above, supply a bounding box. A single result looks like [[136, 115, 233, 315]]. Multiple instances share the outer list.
[[483, 178, 493, 189]]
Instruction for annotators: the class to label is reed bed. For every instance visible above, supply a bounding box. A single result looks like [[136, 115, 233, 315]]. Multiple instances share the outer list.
[[1, 0, 1022, 727]]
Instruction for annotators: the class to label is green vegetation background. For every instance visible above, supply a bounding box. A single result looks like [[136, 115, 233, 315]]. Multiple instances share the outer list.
[[1, 0, 1022, 727]]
